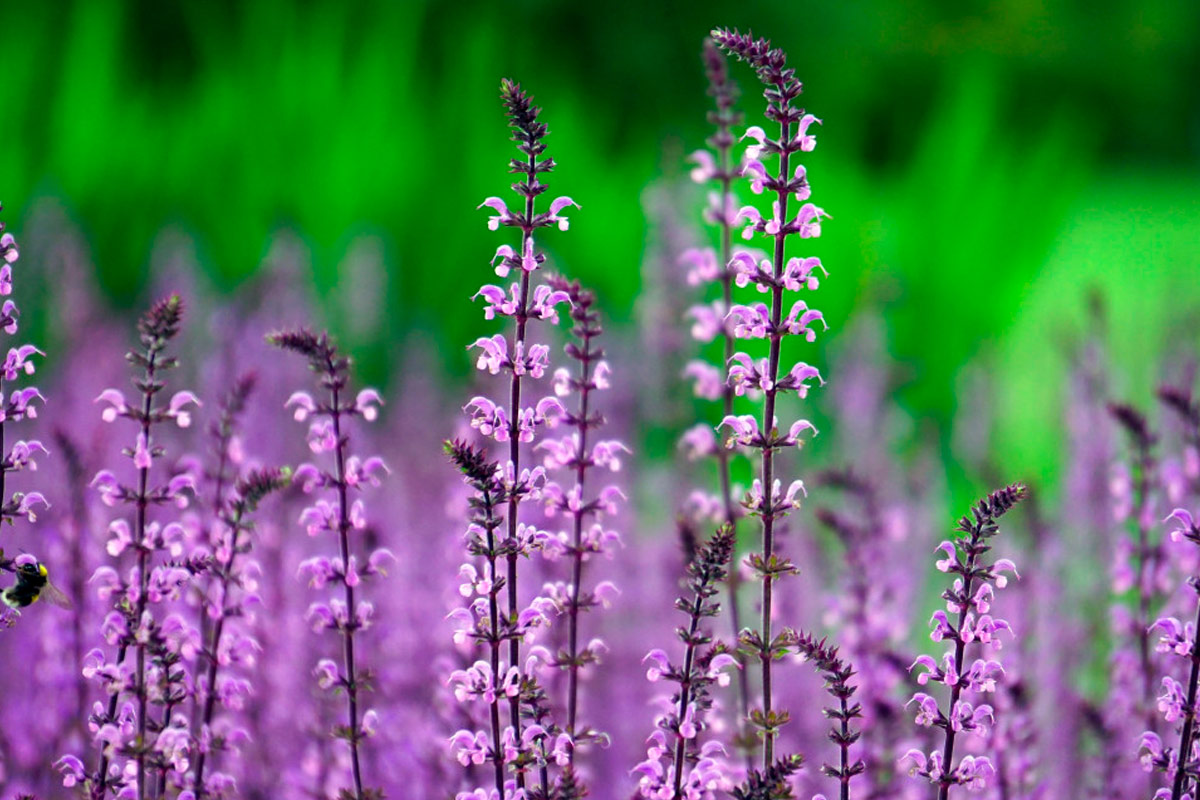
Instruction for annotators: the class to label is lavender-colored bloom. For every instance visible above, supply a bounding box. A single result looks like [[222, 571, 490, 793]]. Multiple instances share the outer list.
[[61, 294, 201, 800], [1140, 388, 1200, 799], [268, 328, 388, 800], [902, 483, 1025, 799], [711, 27, 829, 777], [633, 526, 737, 800], [678, 38, 757, 763], [452, 78, 577, 800], [1106, 401, 1169, 790], [541, 276, 624, 775], [0, 202, 53, 631], [188, 373, 289, 797]]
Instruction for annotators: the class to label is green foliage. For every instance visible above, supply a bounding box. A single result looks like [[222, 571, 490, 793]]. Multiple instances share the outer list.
[[1, 0, 1197, 493]]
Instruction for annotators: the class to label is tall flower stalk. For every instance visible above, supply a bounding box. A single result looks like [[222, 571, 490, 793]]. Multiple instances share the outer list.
[[271, 328, 389, 800], [542, 275, 624, 760], [711, 27, 828, 771], [468, 77, 574, 784], [633, 525, 738, 800], [1109, 402, 1165, 734], [188, 374, 255, 740], [445, 434, 566, 799], [188, 372, 288, 797], [60, 294, 201, 800], [446, 440, 511, 798], [0, 202, 51, 629], [903, 483, 1025, 798], [1145, 507, 1200, 798], [678, 37, 755, 761]]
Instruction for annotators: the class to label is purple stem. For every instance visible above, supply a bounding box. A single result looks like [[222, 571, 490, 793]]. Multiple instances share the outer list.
[[757, 90, 794, 771], [329, 380, 366, 800]]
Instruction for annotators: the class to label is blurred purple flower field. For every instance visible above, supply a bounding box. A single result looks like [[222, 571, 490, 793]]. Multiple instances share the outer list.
[[2, 26, 1200, 800]]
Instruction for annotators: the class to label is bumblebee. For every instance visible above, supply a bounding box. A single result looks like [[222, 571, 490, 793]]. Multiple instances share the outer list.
[[2, 559, 72, 612]]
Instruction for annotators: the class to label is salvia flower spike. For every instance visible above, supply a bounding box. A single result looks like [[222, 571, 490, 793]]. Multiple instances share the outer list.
[[633, 525, 739, 800], [189, 374, 290, 797], [457, 77, 573, 797], [445, 439, 512, 799], [61, 293, 200, 800], [679, 37, 757, 764], [1106, 401, 1167, 771], [0, 202, 51, 631], [542, 275, 624, 769], [902, 483, 1026, 798], [1143, 388, 1200, 799], [270, 328, 389, 800], [711, 27, 827, 772]]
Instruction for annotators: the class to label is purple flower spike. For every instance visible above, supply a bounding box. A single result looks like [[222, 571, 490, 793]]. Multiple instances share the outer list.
[[269, 328, 388, 800], [63, 294, 201, 800], [541, 275, 623, 775], [1143, 386, 1200, 799], [674, 35, 762, 770], [448, 77, 585, 800], [634, 527, 736, 800], [0, 202, 52, 563], [904, 483, 1026, 799], [712, 26, 833, 783]]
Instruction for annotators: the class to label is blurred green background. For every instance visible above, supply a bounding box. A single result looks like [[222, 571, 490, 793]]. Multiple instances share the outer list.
[[2, 0, 1198, 498]]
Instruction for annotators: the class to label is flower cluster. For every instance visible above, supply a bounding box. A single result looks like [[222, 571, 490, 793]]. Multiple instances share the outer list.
[[447, 77, 585, 800], [1140, 385, 1200, 800], [903, 483, 1025, 797], [59, 294, 201, 800], [1106, 401, 1170, 787], [188, 374, 290, 798], [541, 275, 624, 770], [710, 27, 827, 776], [677, 39, 757, 758], [634, 525, 737, 800], [0, 202, 50, 629], [270, 328, 389, 800]]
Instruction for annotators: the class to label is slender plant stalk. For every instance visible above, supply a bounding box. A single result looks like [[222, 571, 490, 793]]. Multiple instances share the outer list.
[[1110, 403, 1160, 734], [191, 466, 287, 797], [670, 588, 709, 800], [934, 552, 977, 800], [132, 346, 158, 800], [502, 99, 540, 769], [698, 39, 753, 764], [329, 378, 366, 800], [1171, 597, 1200, 800]]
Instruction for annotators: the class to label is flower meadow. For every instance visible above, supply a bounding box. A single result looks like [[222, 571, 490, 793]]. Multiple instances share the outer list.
[[1, 25, 1200, 800]]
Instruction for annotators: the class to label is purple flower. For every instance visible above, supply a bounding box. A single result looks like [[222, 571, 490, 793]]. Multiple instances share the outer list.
[[712, 27, 837, 782], [903, 483, 1026, 798], [269, 328, 387, 800], [64, 294, 199, 800]]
